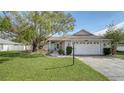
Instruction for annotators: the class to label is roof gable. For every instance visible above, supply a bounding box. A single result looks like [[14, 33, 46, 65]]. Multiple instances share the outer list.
[[73, 29, 94, 36], [48, 29, 111, 41]]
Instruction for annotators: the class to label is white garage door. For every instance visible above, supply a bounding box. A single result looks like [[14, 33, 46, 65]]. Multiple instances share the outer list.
[[74, 42, 101, 55]]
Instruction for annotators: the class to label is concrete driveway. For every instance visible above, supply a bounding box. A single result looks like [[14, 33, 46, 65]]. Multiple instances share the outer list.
[[76, 56, 124, 81]]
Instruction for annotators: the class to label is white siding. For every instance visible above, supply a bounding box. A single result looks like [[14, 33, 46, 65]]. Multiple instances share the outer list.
[[8, 45, 24, 51], [0, 44, 3, 51], [0, 44, 31, 51], [3, 45, 9, 51]]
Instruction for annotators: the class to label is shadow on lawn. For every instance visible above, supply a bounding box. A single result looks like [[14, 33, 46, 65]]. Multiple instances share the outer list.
[[45, 64, 74, 70], [0, 58, 11, 64], [0, 51, 42, 58]]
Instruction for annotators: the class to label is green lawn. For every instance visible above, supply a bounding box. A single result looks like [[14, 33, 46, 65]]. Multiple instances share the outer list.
[[0, 51, 108, 81], [115, 51, 124, 59]]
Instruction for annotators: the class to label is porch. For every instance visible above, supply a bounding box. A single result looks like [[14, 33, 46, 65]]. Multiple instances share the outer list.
[[48, 41, 66, 54]]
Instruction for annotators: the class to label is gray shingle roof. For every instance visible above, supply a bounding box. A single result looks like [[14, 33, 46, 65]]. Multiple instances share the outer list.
[[73, 29, 94, 36], [49, 29, 109, 41], [0, 38, 21, 45], [48, 37, 67, 41], [49, 36, 108, 41], [67, 36, 106, 40]]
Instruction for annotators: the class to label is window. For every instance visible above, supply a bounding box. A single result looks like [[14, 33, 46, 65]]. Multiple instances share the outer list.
[[97, 42, 99, 44]]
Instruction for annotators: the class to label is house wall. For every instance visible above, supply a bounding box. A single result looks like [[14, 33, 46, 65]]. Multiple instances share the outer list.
[[0, 44, 4, 51], [8, 45, 25, 51], [61, 42, 65, 50], [3, 45, 9, 51], [0, 44, 31, 51]]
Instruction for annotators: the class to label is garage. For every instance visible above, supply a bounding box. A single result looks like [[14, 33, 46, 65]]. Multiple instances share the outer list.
[[74, 41, 101, 55]]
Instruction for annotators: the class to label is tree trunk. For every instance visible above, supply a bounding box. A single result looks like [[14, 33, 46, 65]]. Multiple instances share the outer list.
[[32, 38, 48, 52], [32, 41, 38, 52], [111, 42, 118, 55]]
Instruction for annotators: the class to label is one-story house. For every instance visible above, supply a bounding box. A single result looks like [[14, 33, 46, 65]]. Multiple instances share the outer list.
[[0, 38, 30, 51], [48, 29, 111, 55]]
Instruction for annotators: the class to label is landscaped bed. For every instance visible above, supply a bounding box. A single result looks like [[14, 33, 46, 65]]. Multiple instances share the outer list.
[[0, 51, 108, 80]]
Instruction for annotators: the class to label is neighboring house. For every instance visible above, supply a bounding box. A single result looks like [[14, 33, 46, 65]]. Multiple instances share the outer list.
[[117, 43, 124, 51], [48, 29, 111, 55], [0, 38, 30, 51], [94, 22, 124, 52]]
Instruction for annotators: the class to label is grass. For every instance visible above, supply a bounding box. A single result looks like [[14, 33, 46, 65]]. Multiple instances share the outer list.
[[0, 51, 108, 81], [115, 51, 124, 59]]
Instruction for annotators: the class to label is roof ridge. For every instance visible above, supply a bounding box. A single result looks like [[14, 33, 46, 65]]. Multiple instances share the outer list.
[[73, 29, 94, 36]]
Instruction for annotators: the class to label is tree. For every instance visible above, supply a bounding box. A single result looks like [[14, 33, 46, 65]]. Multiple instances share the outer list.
[[104, 24, 124, 55], [0, 12, 13, 39], [0, 12, 11, 31], [2, 11, 75, 52]]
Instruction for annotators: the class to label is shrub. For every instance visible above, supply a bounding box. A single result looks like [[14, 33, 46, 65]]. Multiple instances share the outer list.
[[66, 46, 72, 55], [103, 48, 111, 55], [58, 49, 64, 55]]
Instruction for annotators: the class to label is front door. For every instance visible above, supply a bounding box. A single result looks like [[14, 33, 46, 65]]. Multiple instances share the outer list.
[[54, 43, 60, 51], [51, 42, 60, 51], [56, 43, 59, 50]]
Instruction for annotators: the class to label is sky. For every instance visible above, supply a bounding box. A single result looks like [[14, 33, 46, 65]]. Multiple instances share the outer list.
[[1, 11, 124, 35], [66, 11, 124, 35]]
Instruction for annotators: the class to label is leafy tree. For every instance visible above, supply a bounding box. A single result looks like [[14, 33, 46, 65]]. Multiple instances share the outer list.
[[0, 12, 13, 39], [0, 12, 11, 31], [104, 24, 124, 55], [3, 11, 75, 52], [0, 17, 11, 31]]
